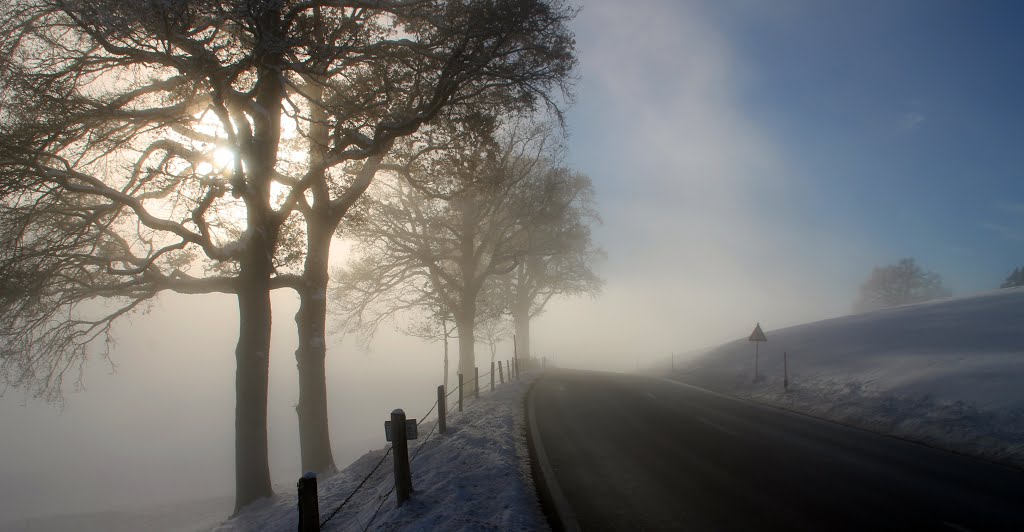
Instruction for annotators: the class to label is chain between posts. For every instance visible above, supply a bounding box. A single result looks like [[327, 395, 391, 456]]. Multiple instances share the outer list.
[[362, 484, 396, 532], [317, 445, 394, 528], [308, 362, 521, 530]]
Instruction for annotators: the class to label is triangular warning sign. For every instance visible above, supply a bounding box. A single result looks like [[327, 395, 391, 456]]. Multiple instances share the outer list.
[[748, 323, 767, 342]]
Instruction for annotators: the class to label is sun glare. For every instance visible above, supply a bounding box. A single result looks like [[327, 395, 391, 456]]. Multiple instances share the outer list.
[[213, 147, 235, 170]]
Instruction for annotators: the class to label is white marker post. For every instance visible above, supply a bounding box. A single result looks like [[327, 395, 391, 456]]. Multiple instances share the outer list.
[[784, 351, 789, 391]]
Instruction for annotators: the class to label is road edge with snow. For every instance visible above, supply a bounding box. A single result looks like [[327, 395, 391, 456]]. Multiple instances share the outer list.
[[525, 376, 580, 532], [663, 371, 1024, 472]]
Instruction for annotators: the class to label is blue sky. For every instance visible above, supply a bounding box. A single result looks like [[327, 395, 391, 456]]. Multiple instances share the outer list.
[[707, 0, 1024, 287], [533, 0, 1024, 361]]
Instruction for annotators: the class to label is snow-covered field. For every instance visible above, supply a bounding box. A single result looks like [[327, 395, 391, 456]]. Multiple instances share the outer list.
[[215, 376, 545, 532], [671, 288, 1024, 467]]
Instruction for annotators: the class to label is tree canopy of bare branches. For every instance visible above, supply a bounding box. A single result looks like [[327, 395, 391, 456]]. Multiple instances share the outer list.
[[495, 161, 601, 361], [0, 0, 577, 511], [332, 118, 596, 387]]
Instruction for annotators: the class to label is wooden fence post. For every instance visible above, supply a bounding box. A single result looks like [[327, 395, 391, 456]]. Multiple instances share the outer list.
[[671, 352, 675, 371], [499, 361, 505, 384], [490, 361, 495, 391], [437, 385, 447, 434], [458, 373, 464, 413], [515, 358, 520, 380], [474, 366, 480, 399], [297, 472, 319, 532], [390, 409, 412, 507]]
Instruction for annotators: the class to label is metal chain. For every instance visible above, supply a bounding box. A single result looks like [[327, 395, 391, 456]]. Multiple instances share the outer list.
[[319, 445, 393, 528]]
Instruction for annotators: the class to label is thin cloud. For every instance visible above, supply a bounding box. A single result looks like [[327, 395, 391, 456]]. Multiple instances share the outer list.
[[983, 222, 1024, 241], [900, 111, 926, 130]]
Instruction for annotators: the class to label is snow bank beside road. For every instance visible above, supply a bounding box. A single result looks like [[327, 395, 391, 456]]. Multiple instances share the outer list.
[[215, 377, 545, 531], [672, 288, 1024, 468]]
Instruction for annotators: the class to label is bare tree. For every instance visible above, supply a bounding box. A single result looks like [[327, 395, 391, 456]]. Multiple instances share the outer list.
[[282, 1, 578, 475], [398, 307, 459, 389], [853, 258, 952, 313], [0, 0, 577, 511], [333, 120, 561, 392], [494, 166, 601, 363], [476, 300, 513, 366]]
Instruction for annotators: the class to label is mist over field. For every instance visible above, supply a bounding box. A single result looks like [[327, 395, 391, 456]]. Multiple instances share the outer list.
[[2, 0, 1023, 528]]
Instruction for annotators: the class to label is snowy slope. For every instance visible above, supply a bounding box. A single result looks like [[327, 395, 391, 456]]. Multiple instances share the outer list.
[[214, 377, 546, 532], [672, 288, 1024, 467]]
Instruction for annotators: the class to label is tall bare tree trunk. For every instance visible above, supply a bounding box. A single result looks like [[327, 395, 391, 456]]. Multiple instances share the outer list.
[[294, 220, 336, 474], [443, 317, 450, 391], [455, 307, 476, 395], [512, 306, 531, 363], [233, 235, 275, 514], [234, 59, 283, 513]]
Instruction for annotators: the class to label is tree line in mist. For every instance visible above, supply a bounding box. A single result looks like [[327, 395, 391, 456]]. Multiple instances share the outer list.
[[331, 120, 602, 391], [853, 257, 1023, 313], [0, 0, 593, 514]]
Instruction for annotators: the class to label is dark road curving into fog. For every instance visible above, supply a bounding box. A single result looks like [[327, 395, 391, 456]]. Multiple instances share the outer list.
[[528, 371, 1024, 531]]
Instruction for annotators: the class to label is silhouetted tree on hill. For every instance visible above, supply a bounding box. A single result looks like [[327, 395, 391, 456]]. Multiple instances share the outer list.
[[1000, 267, 1024, 289], [853, 258, 951, 313]]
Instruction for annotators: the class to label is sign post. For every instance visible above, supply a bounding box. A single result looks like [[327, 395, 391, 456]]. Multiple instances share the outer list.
[[748, 323, 767, 382]]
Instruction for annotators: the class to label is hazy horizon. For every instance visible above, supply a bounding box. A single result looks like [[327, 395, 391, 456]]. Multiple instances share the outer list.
[[3, 0, 1023, 523]]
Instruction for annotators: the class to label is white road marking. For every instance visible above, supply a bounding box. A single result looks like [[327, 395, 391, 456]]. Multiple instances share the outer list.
[[942, 522, 975, 532]]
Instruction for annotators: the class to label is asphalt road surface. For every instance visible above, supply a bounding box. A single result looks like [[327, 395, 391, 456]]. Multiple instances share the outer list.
[[529, 371, 1024, 531]]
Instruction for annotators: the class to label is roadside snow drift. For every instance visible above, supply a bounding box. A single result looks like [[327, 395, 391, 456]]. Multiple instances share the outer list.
[[214, 377, 546, 531], [673, 288, 1024, 467]]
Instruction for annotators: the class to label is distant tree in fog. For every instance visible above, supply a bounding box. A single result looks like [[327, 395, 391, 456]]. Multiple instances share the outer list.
[[491, 169, 602, 363], [1000, 267, 1024, 289], [332, 120, 574, 391], [853, 258, 951, 313]]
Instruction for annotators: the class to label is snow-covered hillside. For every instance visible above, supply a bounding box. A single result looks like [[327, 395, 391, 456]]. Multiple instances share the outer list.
[[215, 377, 545, 532], [672, 288, 1024, 467]]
